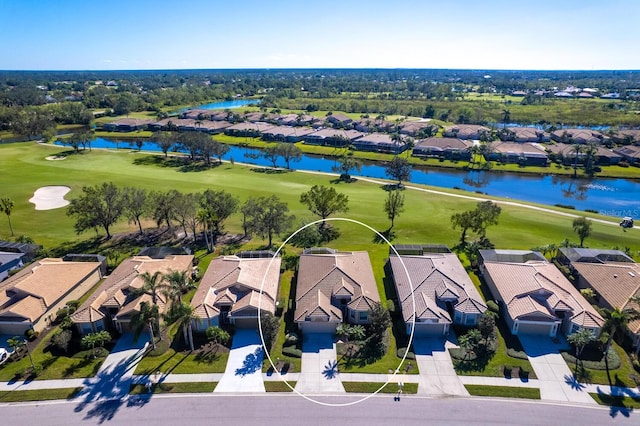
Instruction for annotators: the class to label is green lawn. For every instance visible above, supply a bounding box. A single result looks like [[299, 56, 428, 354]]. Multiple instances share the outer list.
[[568, 342, 639, 388], [590, 393, 640, 409], [464, 385, 540, 399], [264, 381, 297, 392], [129, 382, 216, 394], [342, 381, 418, 394], [133, 347, 229, 375], [0, 387, 82, 403]]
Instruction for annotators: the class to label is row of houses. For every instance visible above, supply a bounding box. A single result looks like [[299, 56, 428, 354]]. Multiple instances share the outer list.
[[3, 243, 638, 349]]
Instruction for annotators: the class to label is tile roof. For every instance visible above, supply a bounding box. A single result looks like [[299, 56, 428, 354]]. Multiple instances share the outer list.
[[0, 295, 46, 322], [414, 137, 470, 151], [295, 251, 379, 323], [481, 253, 603, 327], [571, 262, 640, 315], [389, 252, 486, 324], [191, 255, 281, 320], [71, 255, 193, 324]]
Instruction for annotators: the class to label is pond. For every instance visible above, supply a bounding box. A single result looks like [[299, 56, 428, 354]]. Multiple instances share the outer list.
[[189, 99, 259, 110], [57, 138, 640, 220]]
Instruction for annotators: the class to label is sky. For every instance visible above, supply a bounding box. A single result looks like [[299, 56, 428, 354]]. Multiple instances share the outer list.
[[0, 0, 638, 71]]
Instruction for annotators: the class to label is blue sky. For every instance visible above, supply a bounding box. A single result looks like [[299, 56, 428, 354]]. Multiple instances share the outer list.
[[0, 0, 637, 70]]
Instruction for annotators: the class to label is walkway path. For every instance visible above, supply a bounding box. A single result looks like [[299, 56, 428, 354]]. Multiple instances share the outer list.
[[295, 333, 345, 394], [519, 335, 596, 404], [413, 336, 469, 397], [214, 329, 265, 393]]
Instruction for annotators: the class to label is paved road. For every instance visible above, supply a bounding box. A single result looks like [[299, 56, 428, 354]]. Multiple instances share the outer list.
[[0, 394, 636, 425]]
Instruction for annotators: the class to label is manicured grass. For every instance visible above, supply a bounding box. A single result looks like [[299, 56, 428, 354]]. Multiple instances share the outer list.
[[337, 332, 419, 375], [133, 347, 229, 375], [590, 392, 640, 409], [464, 385, 540, 399], [342, 381, 418, 394], [0, 387, 82, 403], [569, 342, 638, 388], [264, 381, 297, 392], [129, 382, 216, 395]]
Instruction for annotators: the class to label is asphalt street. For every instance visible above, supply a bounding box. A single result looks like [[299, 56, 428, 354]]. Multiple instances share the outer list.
[[0, 394, 636, 426]]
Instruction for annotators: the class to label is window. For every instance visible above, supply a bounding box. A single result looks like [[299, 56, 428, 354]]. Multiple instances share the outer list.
[[350, 310, 355, 320], [81, 323, 93, 334], [359, 311, 368, 322], [95, 320, 104, 332], [570, 323, 579, 334], [465, 315, 475, 325]]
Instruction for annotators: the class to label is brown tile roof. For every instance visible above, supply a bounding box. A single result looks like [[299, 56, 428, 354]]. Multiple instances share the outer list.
[[389, 253, 486, 324], [414, 137, 470, 151], [492, 142, 548, 156], [572, 262, 640, 313], [0, 295, 46, 322], [71, 255, 193, 324], [295, 251, 379, 323], [306, 128, 364, 141], [482, 258, 603, 327], [191, 255, 281, 320]]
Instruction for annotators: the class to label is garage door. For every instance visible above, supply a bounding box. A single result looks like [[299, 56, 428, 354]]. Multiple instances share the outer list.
[[300, 322, 337, 334], [517, 322, 554, 336], [411, 323, 447, 337], [234, 317, 258, 329]]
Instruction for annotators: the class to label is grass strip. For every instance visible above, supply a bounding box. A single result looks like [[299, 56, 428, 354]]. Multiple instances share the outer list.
[[129, 382, 216, 395], [0, 387, 82, 402], [264, 381, 297, 392], [464, 384, 540, 399], [342, 382, 418, 394]]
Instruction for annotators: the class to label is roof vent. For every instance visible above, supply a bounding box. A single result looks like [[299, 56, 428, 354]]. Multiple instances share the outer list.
[[613, 274, 618, 278], [629, 271, 636, 277]]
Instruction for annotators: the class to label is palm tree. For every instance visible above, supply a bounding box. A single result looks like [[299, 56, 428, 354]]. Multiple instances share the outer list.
[[131, 302, 159, 350], [571, 144, 582, 178], [163, 269, 194, 304], [0, 197, 14, 236], [137, 271, 167, 306], [601, 306, 640, 355], [164, 302, 196, 351], [502, 109, 510, 129]]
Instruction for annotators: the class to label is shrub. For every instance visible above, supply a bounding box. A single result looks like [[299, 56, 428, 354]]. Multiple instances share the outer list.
[[387, 299, 396, 315], [507, 348, 529, 360], [284, 332, 298, 346], [66, 300, 80, 313], [282, 346, 302, 358], [206, 326, 231, 346], [486, 300, 499, 314], [396, 347, 416, 360], [50, 329, 73, 354], [24, 328, 39, 341]]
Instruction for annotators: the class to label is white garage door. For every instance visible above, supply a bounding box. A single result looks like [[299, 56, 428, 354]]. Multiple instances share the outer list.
[[410, 323, 447, 337], [517, 322, 554, 336]]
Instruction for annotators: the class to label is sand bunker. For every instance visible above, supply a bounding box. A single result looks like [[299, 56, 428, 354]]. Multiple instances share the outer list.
[[45, 155, 66, 161], [29, 186, 71, 210]]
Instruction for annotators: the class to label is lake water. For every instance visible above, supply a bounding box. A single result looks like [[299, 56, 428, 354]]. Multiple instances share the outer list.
[[190, 99, 258, 110], [56, 138, 640, 219]]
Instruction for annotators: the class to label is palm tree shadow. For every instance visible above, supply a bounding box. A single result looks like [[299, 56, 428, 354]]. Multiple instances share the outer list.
[[373, 228, 396, 244]]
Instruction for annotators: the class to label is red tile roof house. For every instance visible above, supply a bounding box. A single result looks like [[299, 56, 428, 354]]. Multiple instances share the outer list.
[[190, 252, 281, 331], [303, 128, 364, 148], [1, 256, 105, 335], [294, 248, 380, 334], [352, 132, 409, 154], [488, 142, 549, 166], [261, 125, 315, 143], [412, 137, 471, 160], [550, 129, 607, 144], [388, 245, 486, 336], [443, 124, 492, 140], [557, 247, 640, 351], [103, 118, 154, 132], [224, 121, 275, 138], [478, 249, 603, 337], [71, 254, 194, 335]]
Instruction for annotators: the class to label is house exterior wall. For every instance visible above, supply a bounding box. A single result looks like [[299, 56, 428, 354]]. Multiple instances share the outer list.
[[407, 321, 448, 336], [298, 321, 338, 334], [0, 320, 32, 336]]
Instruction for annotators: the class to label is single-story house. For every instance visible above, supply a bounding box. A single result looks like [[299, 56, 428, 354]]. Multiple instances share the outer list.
[[550, 129, 606, 145], [276, 113, 318, 127], [352, 133, 409, 154], [325, 113, 353, 127], [478, 249, 603, 337], [613, 145, 640, 165], [399, 121, 436, 137], [261, 125, 315, 143], [243, 112, 278, 123], [190, 251, 281, 331], [611, 129, 640, 145], [303, 128, 364, 147], [353, 119, 395, 133], [443, 124, 491, 140], [224, 122, 275, 138], [181, 109, 213, 120], [557, 247, 640, 349], [488, 142, 549, 166], [0, 251, 26, 282], [412, 137, 471, 160], [388, 245, 487, 336], [498, 127, 550, 143], [71, 254, 194, 335], [0, 256, 105, 335], [294, 248, 380, 334], [103, 118, 153, 132]]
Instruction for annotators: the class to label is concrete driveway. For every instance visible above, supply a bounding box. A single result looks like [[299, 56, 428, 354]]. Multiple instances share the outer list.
[[295, 333, 345, 394], [413, 336, 469, 396], [519, 335, 595, 404], [214, 329, 265, 393]]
